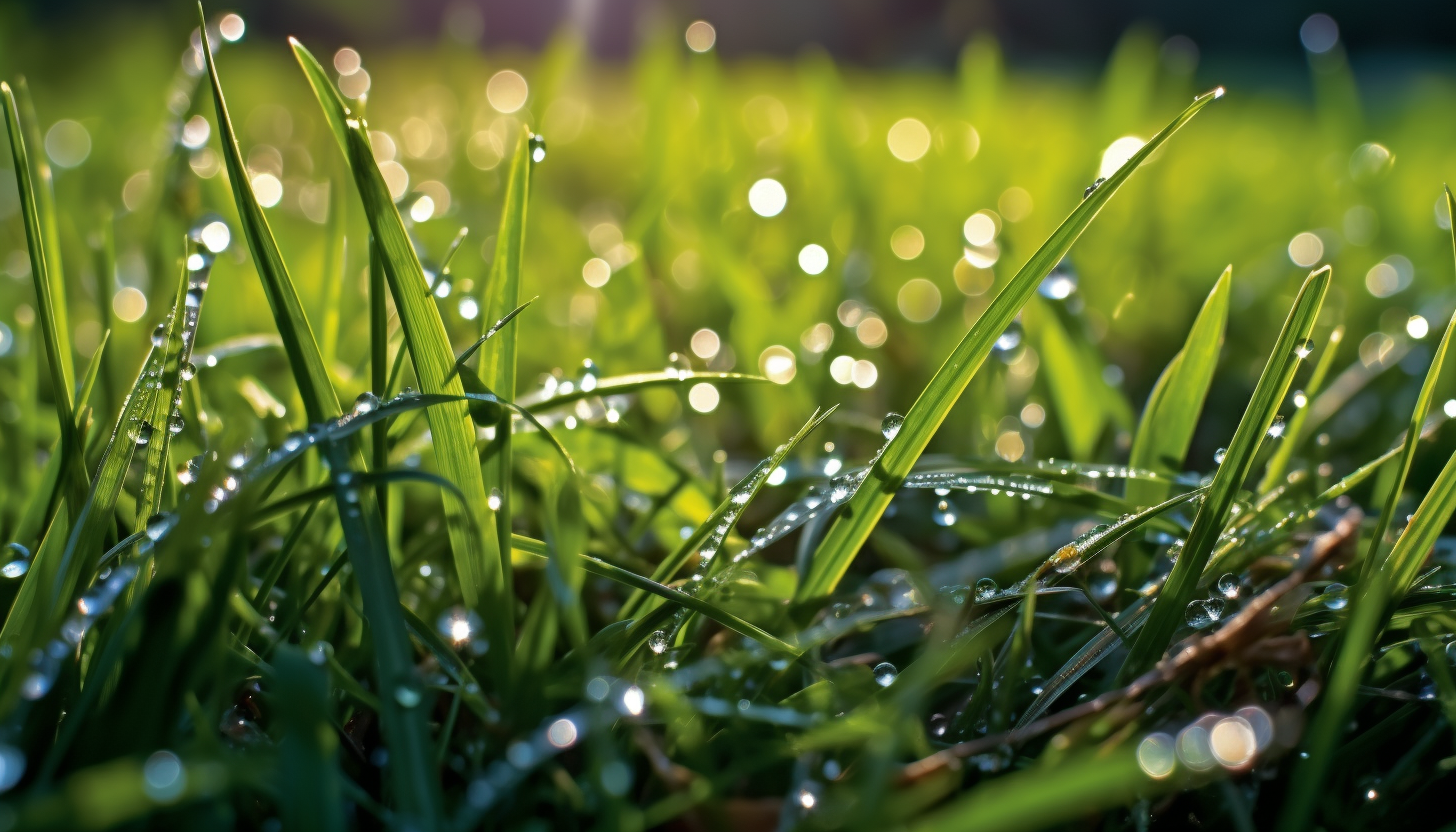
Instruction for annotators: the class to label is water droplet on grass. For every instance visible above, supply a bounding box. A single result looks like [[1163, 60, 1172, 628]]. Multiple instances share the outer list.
[[881, 412, 904, 440], [1217, 573, 1240, 599], [1213, 447, 1227, 465], [394, 685, 423, 708], [1185, 598, 1225, 627], [648, 630, 670, 654], [528, 133, 547, 163], [1083, 177, 1107, 199], [974, 577, 999, 602], [873, 662, 898, 687], [353, 391, 380, 416], [1322, 583, 1349, 610], [1294, 338, 1315, 358]]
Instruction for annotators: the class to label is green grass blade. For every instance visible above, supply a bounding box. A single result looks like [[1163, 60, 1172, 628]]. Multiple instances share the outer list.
[[1121, 266, 1330, 681], [273, 645, 346, 832], [907, 746, 1159, 832], [1028, 297, 1106, 459], [335, 93, 510, 672], [620, 406, 835, 620], [477, 129, 533, 651], [1127, 266, 1230, 507], [1278, 191, 1456, 831], [2, 82, 82, 510], [516, 370, 766, 412], [369, 238, 389, 513], [201, 19, 443, 825], [794, 88, 1224, 607], [1259, 324, 1344, 492], [291, 37, 509, 658], [11, 78, 73, 395]]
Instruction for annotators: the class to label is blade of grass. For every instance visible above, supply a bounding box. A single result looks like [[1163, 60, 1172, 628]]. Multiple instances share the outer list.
[[477, 128, 533, 648], [2, 82, 84, 514], [1120, 266, 1330, 681], [1278, 191, 1456, 830], [12, 77, 73, 394], [1127, 266, 1230, 507], [619, 406, 836, 621], [1028, 296, 1106, 459], [1259, 324, 1344, 492], [291, 39, 512, 680], [200, 18, 443, 825], [795, 88, 1225, 608]]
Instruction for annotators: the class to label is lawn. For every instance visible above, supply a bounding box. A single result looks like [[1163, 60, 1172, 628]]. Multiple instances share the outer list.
[[1, 9, 1456, 831]]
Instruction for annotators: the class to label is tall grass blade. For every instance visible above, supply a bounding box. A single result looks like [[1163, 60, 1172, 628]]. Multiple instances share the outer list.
[[795, 87, 1224, 606], [1, 82, 83, 512], [200, 17, 443, 825], [1258, 324, 1343, 492], [1121, 266, 1330, 680], [1126, 266, 1230, 507], [12, 78, 73, 393], [291, 38, 509, 655], [1278, 191, 1456, 830]]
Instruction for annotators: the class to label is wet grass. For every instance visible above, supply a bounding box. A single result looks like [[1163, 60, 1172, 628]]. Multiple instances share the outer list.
[[2, 9, 1456, 832]]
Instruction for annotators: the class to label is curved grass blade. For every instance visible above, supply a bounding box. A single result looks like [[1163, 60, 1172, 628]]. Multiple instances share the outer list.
[[9, 78, 73, 394], [1259, 324, 1344, 492], [1127, 266, 1230, 508], [1017, 598, 1152, 728], [291, 37, 510, 675], [618, 406, 836, 621], [1, 83, 83, 511], [474, 129, 533, 633], [517, 370, 766, 412], [1121, 266, 1328, 681], [201, 18, 442, 825], [796, 88, 1225, 608], [1279, 191, 1456, 831], [443, 298, 535, 384], [906, 746, 1164, 832]]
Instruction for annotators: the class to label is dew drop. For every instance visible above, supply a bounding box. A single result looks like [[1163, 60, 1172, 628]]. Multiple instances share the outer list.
[[881, 412, 904, 441], [1294, 338, 1315, 359], [168, 412, 186, 435], [1083, 177, 1106, 199], [353, 391, 381, 416], [1267, 415, 1285, 439], [1213, 447, 1227, 465], [974, 577, 999, 602], [1322, 583, 1349, 611], [1, 560, 28, 579], [873, 661, 898, 687], [394, 685, 423, 708], [647, 630, 670, 654], [179, 362, 197, 381], [528, 132, 547, 163], [487, 488, 503, 511], [1216, 573, 1240, 599], [1185, 598, 1225, 628], [151, 323, 167, 347], [933, 500, 957, 526]]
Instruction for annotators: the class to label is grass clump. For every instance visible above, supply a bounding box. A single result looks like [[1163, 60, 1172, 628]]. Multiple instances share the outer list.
[[2, 11, 1456, 832]]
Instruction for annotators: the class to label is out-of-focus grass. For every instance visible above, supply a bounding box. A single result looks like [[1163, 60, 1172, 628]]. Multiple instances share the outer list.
[[4, 9, 1456, 832]]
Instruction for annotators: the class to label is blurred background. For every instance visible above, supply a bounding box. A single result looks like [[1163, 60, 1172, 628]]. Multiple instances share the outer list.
[[3, 0, 1456, 506]]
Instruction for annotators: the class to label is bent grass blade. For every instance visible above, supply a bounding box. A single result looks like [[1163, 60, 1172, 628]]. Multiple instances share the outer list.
[[796, 88, 1225, 608], [1121, 267, 1329, 681]]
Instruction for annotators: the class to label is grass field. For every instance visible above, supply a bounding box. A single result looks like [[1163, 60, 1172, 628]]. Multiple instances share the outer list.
[[2, 9, 1456, 831]]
